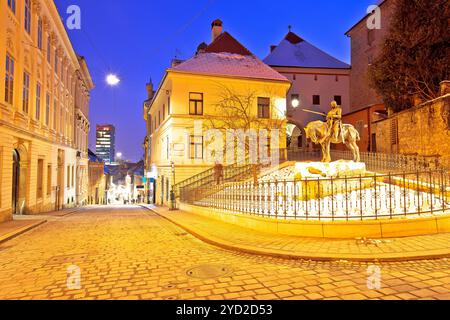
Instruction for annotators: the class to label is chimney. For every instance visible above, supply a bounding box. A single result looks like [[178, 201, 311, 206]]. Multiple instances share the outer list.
[[211, 19, 223, 43], [270, 45, 277, 53], [146, 80, 154, 99]]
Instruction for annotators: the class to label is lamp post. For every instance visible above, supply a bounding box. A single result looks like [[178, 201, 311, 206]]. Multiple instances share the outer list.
[[170, 161, 177, 210]]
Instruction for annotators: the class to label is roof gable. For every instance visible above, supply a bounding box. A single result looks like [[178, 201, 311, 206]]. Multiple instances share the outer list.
[[264, 32, 350, 69], [205, 32, 252, 56]]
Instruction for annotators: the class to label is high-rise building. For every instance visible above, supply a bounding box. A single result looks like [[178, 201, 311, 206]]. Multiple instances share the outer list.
[[0, 0, 93, 221], [96, 125, 115, 164]]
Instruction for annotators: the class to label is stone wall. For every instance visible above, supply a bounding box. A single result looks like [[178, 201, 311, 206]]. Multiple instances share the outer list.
[[373, 83, 450, 166]]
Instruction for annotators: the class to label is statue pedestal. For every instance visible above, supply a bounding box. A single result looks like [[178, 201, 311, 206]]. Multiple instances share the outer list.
[[294, 160, 366, 179], [292, 161, 371, 200]]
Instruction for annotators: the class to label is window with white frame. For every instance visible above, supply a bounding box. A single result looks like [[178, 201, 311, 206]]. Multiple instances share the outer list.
[[189, 136, 203, 159]]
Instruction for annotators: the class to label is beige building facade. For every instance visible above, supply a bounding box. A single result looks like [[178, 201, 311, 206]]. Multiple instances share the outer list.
[[144, 21, 291, 206], [0, 0, 93, 222]]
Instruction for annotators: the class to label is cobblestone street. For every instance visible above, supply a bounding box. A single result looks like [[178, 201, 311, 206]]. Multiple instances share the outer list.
[[0, 206, 449, 300]]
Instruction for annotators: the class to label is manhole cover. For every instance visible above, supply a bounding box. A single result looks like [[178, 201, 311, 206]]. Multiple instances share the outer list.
[[186, 264, 233, 279]]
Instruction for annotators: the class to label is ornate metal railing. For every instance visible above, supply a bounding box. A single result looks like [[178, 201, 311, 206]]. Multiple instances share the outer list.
[[179, 163, 257, 203], [288, 150, 448, 172], [181, 169, 450, 221]]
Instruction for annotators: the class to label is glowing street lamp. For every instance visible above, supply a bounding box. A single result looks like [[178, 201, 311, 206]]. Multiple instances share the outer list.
[[106, 74, 120, 86], [291, 97, 300, 108]]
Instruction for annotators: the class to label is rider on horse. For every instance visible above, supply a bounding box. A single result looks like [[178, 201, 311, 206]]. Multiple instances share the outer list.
[[322, 101, 344, 144]]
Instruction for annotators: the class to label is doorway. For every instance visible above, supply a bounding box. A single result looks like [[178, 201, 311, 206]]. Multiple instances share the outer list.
[[12, 150, 20, 215]]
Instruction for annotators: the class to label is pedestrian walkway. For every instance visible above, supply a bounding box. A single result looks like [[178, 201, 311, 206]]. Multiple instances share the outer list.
[[28, 207, 81, 217], [144, 205, 450, 262], [0, 219, 46, 244]]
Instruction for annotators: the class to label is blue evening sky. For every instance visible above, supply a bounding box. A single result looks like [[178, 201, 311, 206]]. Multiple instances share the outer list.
[[55, 0, 376, 162]]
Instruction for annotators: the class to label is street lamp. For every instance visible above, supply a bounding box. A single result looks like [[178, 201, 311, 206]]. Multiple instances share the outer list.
[[291, 97, 300, 108], [106, 74, 120, 86]]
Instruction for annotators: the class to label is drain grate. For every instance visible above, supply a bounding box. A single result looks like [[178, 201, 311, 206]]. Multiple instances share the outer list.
[[186, 264, 233, 279]]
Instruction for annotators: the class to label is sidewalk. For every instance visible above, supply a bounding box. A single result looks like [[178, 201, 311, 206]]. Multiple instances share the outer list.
[[0, 219, 46, 244], [28, 207, 82, 217], [143, 205, 450, 262]]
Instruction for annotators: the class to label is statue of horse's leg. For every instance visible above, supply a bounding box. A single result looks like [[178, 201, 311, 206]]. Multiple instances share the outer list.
[[326, 141, 332, 162], [352, 141, 360, 162]]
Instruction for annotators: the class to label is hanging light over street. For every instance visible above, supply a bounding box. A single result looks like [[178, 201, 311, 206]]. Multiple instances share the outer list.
[[106, 74, 120, 86]]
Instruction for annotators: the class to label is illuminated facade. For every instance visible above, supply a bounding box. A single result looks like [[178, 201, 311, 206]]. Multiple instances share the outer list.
[[144, 20, 291, 205], [0, 0, 93, 222], [96, 124, 115, 164]]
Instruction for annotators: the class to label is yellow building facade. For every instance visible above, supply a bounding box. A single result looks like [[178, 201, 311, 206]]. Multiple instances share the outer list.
[[144, 21, 291, 205], [0, 0, 93, 222]]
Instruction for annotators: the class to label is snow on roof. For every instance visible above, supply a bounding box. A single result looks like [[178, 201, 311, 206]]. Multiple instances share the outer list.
[[264, 32, 350, 69], [170, 52, 290, 82]]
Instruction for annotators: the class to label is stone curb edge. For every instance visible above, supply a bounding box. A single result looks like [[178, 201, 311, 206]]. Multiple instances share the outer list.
[[141, 206, 450, 263], [0, 220, 47, 245]]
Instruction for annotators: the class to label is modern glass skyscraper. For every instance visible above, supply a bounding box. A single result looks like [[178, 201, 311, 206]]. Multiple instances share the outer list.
[[96, 125, 116, 164]]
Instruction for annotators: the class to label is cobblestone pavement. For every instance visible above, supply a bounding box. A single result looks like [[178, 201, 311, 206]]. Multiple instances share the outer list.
[[151, 207, 450, 261], [0, 206, 449, 300]]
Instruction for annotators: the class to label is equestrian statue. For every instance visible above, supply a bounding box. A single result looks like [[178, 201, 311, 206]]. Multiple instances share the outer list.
[[303, 101, 361, 163]]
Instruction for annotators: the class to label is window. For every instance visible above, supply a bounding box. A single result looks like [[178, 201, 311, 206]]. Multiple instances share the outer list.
[[5, 54, 14, 104], [162, 104, 165, 121], [37, 159, 44, 198], [67, 165, 70, 188], [47, 36, 51, 63], [36, 83, 41, 120], [47, 164, 52, 195], [189, 93, 203, 115], [45, 93, 50, 125], [71, 166, 75, 188], [22, 72, 30, 113], [37, 18, 43, 50], [334, 96, 342, 106], [166, 136, 170, 159], [190, 136, 203, 159], [7, 0, 16, 13], [24, 0, 31, 34], [158, 110, 161, 125], [313, 95, 320, 105], [257, 97, 270, 119]]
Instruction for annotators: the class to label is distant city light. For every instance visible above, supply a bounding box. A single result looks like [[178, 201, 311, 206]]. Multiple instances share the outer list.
[[116, 152, 123, 158], [106, 74, 120, 86]]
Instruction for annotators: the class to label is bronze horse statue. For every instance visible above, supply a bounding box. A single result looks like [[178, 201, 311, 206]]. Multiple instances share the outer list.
[[304, 121, 361, 163]]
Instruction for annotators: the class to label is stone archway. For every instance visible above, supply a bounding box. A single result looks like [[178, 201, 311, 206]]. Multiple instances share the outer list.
[[12, 144, 29, 215], [287, 121, 307, 151]]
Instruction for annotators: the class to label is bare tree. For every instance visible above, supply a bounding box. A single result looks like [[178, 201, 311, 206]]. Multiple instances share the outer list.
[[203, 83, 287, 165]]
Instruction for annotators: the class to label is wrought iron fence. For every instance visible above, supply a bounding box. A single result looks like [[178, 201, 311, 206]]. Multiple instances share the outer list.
[[288, 150, 448, 172], [181, 169, 450, 221]]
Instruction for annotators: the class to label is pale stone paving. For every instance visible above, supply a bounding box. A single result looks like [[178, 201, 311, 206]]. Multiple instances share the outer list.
[[0, 206, 449, 300]]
